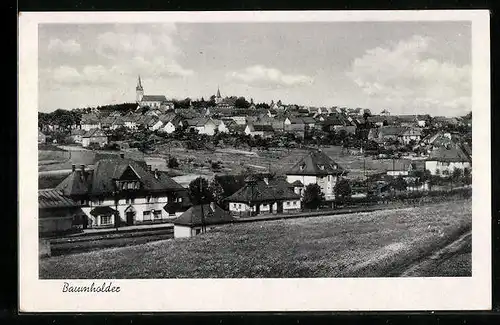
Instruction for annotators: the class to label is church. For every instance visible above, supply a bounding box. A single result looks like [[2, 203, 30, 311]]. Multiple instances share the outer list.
[[136, 75, 174, 111]]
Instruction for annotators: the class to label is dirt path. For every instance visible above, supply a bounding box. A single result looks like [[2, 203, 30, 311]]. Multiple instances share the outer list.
[[400, 230, 472, 277]]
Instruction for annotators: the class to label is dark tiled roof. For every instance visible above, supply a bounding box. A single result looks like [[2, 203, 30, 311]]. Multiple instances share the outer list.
[[225, 177, 300, 203], [56, 158, 184, 197], [56, 169, 93, 197], [89, 159, 185, 195], [142, 95, 167, 102], [38, 189, 79, 209], [83, 129, 107, 138], [428, 144, 471, 163], [173, 203, 234, 227], [253, 124, 274, 132], [287, 150, 347, 176], [90, 206, 117, 216]]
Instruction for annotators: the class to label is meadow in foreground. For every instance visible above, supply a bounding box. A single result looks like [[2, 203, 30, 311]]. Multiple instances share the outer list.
[[40, 199, 471, 279]]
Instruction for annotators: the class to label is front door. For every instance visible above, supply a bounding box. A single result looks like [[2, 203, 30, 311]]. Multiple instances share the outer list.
[[126, 211, 135, 226], [277, 201, 283, 213]]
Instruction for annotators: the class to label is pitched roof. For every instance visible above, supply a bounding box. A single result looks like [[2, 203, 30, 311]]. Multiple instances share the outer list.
[[38, 189, 79, 209], [90, 206, 117, 216], [56, 169, 93, 196], [225, 177, 300, 203], [428, 144, 471, 163], [142, 95, 167, 102], [89, 159, 185, 195], [173, 203, 234, 227], [83, 129, 107, 138], [287, 150, 347, 176], [252, 124, 274, 132], [56, 158, 185, 197]]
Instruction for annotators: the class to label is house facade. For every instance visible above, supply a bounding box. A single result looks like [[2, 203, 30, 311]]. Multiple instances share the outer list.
[[82, 129, 108, 148], [38, 130, 47, 144], [173, 203, 234, 238], [225, 176, 301, 217], [38, 189, 86, 236], [425, 144, 472, 177], [286, 150, 348, 201], [55, 157, 191, 228]]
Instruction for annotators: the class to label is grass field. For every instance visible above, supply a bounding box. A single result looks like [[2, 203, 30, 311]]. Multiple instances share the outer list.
[[39, 199, 471, 279]]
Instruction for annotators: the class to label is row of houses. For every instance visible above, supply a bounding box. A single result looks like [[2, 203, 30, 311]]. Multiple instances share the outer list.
[[39, 137, 472, 238]]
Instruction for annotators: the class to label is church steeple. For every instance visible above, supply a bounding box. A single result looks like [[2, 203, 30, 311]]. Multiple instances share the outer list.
[[136, 75, 143, 91], [136, 75, 144, 103], [216, 86, 221, 98]]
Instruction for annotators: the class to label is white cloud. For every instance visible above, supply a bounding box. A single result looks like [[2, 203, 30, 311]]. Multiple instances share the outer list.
[[47, 38, 81, 54], [95, 25, 180, 58], [347, 35, 471, 115], [227, 65, 314, 89], [51, 66, 81, 83]]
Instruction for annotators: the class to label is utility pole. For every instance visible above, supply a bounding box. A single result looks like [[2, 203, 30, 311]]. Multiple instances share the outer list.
[[199, 177, 206, 233]]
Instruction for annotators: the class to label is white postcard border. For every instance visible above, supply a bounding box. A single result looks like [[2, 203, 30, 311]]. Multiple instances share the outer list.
[[19, 10, 491, 312]]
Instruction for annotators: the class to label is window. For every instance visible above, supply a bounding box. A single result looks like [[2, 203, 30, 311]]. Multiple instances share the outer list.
[[286, 202, 290, 206], [293, 201, 297, 206], [177, 197, 183, 203], [80, 199, 86, 205], [153, 210, 162, 219], [125, 198, 135, 204], [143, 211, 151, 221], [195, 228, 201, 235], [98, 198, 104, 205], [319, 165, 325, 170], [100, 215, 112, 225], [146, 196, 151, 203], [152, 196, 159, 203], [238, 204, 242, 209]]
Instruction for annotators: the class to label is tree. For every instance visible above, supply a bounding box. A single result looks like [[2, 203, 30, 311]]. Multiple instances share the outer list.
[[302, 183, 325, 210], [334, 178, 352, 202], [189, 177, 213, 206], [463, 167, 472, 185], [167, 156, 179, 169], [235, 97, 251, 109], [390, 176, 407, 193], [209, 179, 225, 205], [451, 167, 462, 183]]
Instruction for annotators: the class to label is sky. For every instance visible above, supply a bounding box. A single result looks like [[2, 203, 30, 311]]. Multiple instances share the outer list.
[[38, 21, 471, 116]]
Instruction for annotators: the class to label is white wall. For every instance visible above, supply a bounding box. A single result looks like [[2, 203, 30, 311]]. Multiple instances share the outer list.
[[174, 225, 193, 238], [286, 174, 337, 200], [161, 122, 176, 134], [80, 194, 183, 228], [218, 122, 229, 133], [228, 202, 251, 213], [425, 160, 471, 177]]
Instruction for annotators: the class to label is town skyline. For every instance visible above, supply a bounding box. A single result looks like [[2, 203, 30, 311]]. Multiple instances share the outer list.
[[39, 21, 471, 116]]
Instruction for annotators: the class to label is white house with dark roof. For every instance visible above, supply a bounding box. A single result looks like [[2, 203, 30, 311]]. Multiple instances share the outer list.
[[225, 175, 301, 217], [82, 129, 108, 148], [173, 202, 234, 238], [425, 144, 472, 177], [286, 150, 348, 201], [55, 156, 191, 228]]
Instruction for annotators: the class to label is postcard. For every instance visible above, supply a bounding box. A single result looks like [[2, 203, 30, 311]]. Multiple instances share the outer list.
[[18, 10, 491, 312]]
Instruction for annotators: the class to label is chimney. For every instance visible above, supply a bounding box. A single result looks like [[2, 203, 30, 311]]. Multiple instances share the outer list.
[[263, 177, 269, 185], [210, 202, 216, 211], [120, 153, 125, 159], [80, 164, 85, 172], [147, 164, 152, 171], [72, 164, 76, 172], [154, 168, 159, 179]]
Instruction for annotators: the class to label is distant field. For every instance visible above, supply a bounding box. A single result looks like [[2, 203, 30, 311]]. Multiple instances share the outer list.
[[40, 199, 471, 279], [152, 145, 418, 179]]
